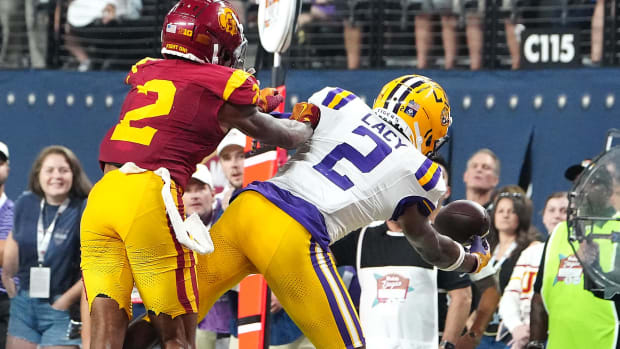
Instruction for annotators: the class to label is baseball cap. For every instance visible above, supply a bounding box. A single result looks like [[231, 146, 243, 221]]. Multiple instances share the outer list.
[[0, 142, 9, 162], [216, 129, 247, 157], [564, 159, 592, 182], [191, 164, 213, 188]]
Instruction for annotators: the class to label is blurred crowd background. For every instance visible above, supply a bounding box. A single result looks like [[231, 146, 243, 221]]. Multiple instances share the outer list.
[[0, 0, 616, 72]]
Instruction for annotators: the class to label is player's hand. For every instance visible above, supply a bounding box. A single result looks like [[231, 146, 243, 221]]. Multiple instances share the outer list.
[[270, 293, 283, 314], [508, 323, 530, 349], [257, 87, 284, 113], [290, 102, 321, 129], [468, 236, 491, 273]]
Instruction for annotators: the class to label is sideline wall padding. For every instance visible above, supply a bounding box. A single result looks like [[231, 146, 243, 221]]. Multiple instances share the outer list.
[[1, 68, 618, 233]]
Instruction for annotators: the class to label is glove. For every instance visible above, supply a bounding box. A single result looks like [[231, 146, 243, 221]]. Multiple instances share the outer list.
[[290, 102, 321, 129], [468, 235, 491, 273], [257, 87, 284, 113]]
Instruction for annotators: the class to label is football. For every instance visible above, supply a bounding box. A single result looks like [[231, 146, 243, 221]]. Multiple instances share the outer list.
[[434, 200, 490, 245]]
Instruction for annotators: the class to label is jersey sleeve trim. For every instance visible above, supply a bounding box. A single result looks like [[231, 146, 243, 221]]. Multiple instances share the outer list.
[[391, 195, 436, 220], [415, 158, 442, 191], [223, 70, 255, 101], [321, 88, 357, 110]]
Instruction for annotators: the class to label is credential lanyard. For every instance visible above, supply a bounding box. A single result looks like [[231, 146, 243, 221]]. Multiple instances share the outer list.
[[37, 198, 70, 265]]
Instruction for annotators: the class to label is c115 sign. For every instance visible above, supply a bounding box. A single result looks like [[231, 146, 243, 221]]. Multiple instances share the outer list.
[[520, 29, 581, 68]]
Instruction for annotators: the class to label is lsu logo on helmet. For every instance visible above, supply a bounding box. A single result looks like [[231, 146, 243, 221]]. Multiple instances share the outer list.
[[373, 75, 452, 157]]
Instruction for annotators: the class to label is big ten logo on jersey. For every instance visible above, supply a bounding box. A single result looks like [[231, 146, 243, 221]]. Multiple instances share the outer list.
[[361, 113, 408, 150], [218, 8, 239, 35], [521, 28, 580, 68]]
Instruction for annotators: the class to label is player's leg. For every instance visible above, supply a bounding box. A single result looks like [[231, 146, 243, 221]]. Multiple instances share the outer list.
[[122, 171, 199, 348], [221, 191, 364, 349], [81, 172, 136, 349], [121, 191, 257, 347], [264, 236, 364, 349]]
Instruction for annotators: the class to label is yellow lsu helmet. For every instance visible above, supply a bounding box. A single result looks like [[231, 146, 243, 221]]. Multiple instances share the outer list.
[[373, 74, 452, 156]]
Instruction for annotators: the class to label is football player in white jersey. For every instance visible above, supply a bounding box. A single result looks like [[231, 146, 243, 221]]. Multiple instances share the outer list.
[[126, 75, 491, 349]]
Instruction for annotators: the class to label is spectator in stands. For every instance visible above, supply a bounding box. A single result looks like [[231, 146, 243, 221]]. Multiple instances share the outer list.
[[456, 0, 484, 70], [540, 191, 569, 237], [0, 0, 27, 68], [0, 141, 12, 349], [453, 0, 522, 70], [497, 191, 567, 349], [1, 145, 91, 349], [590, 0, 603, 66], [413, 0, 459, 69], [24, 0, 49, 68], [183, 164, 231, 349], [64, 0, 143, 71], [213, 128, 246, 218], [297, 0, 363, 69], [463, 148, 500, 208], [461, 187, 540, 349]]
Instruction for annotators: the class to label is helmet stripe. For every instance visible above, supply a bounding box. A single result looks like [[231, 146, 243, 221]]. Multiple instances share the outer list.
[[382, 75, 415, 110], [392, 80, 424, 114]]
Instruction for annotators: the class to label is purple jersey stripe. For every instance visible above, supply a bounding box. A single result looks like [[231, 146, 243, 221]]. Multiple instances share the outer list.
[[332, 93, 357, 110], [414, 158, 434, 181], [391, 196, 436, 219], [309, 240, 354, 346], [320, 248, 365, 345], [321, 88, 344, 107], [232, 182, 331, 250], [422, 167, 441, 191]]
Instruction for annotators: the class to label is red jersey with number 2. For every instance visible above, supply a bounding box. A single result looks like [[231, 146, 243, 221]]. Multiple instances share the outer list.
[[99, 58, 259, 189]]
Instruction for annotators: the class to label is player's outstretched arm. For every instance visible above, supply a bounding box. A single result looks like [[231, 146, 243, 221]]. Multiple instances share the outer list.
[[218, 102, 315, 149], [397, 204, 490, 273]]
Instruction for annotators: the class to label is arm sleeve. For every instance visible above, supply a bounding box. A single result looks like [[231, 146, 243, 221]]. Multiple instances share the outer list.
[[438, 270, 471, 291], [330, 228, 361, 266]]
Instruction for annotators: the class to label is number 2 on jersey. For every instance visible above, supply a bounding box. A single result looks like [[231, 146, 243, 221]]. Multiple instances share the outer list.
[[110, 79, 177, 146], [313, 126, 392, 190]]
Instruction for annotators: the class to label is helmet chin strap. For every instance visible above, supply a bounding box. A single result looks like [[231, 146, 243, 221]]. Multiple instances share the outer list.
[[428, 135, 450, 158]]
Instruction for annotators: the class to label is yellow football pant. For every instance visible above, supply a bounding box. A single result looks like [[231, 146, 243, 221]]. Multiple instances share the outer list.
[[81, 169, 198, 319], [197, 191, 364, 349]]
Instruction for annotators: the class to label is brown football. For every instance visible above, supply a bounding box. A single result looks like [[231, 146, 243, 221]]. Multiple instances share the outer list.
[[434, 200, 490, 244]]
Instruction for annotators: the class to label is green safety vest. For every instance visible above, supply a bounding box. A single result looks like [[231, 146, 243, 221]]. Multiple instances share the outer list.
[[541, 222, 619, 349]]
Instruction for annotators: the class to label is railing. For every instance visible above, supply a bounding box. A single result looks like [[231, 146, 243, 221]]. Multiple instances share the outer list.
[[0, 0, 617, 71]]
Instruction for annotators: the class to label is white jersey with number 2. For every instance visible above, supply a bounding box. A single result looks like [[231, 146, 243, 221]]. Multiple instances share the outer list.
[[268, 87, 446, 244]]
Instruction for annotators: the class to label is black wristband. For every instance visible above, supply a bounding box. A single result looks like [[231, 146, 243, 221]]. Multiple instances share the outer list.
[[526, 340, 546, 349], [440, 340, 456, 349]]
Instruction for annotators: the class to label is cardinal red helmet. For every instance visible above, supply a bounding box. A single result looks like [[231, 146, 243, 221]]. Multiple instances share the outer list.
[[161, 0, 247, 68]]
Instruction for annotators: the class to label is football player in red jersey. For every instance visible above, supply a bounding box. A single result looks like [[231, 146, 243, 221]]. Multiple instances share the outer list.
[[79, 1, 320, 348]]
